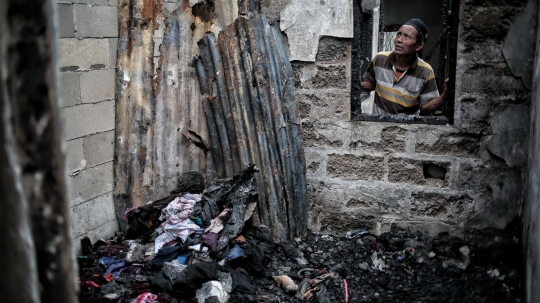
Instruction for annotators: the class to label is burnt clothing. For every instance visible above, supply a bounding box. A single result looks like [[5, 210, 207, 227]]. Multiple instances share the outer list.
[[363, 51, 439, 115]]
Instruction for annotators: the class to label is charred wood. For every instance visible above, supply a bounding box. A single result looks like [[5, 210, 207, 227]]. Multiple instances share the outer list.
[[195, 4, 307, 241]]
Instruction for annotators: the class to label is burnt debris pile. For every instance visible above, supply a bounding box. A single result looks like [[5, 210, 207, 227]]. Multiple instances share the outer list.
[[78, 167, 522, 303]]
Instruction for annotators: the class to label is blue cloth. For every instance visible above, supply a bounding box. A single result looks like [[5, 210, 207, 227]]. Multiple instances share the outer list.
[[192, 217, 203, 226], [177, 255, 188, 264], [228, 245, 244, 260], [99, 257, 126, 278]]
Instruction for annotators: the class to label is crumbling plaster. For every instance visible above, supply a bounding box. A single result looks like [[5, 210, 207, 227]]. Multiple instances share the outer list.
[[262, 0, 532, 235], [279, 0, 354, 62]]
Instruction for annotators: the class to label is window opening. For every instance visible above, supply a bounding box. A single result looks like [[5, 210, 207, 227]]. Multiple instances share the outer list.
[[381, 24, 401, 53], [351, 0, 459, 125]]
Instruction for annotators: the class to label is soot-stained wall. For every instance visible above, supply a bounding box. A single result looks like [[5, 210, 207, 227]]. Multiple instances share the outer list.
[[265, 0, 531, 235]]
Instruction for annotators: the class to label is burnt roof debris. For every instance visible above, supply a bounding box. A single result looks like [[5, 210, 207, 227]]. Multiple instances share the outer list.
[[195, 2, 307, 242]]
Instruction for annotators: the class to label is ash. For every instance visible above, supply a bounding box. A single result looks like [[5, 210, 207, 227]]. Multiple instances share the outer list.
[[259, 228, 522, 303], [78, 167, 522, 303]]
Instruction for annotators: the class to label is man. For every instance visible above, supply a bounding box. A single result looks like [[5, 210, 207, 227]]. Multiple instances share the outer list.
[[361, 19, 449, 115]]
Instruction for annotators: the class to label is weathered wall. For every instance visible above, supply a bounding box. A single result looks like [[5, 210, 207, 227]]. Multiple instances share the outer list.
[[266, 0, 530, 235], [523, 0, 540, 301], [57, 0, 119, 244]]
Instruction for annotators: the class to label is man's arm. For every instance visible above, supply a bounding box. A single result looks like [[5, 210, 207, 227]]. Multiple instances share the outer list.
[[361, 56, 377, 92], [419, 78, 449, 116], [360, 80, 375, 92]]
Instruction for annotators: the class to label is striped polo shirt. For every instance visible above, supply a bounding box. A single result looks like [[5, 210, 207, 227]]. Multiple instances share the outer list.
[[363, 52, 439, 115]]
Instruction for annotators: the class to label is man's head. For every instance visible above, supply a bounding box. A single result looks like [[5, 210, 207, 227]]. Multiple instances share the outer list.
[[394, 19, 429, 56]]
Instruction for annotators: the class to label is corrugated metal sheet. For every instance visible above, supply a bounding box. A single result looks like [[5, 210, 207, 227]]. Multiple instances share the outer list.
[[114, 0, 307, 240], [114, 0, 238, 222], [115, 0, 162, 226], [195, 2, 307, 241]]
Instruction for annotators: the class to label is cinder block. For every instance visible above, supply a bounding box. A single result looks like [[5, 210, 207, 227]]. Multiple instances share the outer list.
[[296, 92, 350, 120], [109, 38, 118, 67], [108, 0, 119, 6], [63, 100, 115, 140], [76, 0, 108, 5], [59, 38, 110, 70], [349, 125, 408, 153], [295, 64, 348, 89], [302, 120, 347, 148], [66, 138, 86, 173], [59, 72, 80, 107], [80, 69, 116, 103], [58, 4, 75, 38], [74, 5, 118, 38], [87, 220, 119, 243], [87, 192, 116, 230], [316, 36, 349, 62], [388, 157, 450, 188], [71, 203, 89, 237], [414, 127, 480, 157], [83, 130, 114, 167], [410, 192, 474, 220], [69, 161, 113, 205], [326, 153, 384, 181]]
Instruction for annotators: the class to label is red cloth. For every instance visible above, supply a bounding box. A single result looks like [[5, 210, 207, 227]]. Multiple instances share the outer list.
[[132, 292, 158, 303]]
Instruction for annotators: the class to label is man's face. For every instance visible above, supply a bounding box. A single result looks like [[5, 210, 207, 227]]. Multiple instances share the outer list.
[[394, 25, 424, 55]]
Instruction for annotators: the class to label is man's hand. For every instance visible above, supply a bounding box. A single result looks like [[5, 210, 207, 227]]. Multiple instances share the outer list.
[[360, 80, 375, 92], [420, 78, 449, 116]]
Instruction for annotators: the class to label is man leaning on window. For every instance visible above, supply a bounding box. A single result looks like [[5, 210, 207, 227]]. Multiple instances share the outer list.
[[360, 19, 449, 116]]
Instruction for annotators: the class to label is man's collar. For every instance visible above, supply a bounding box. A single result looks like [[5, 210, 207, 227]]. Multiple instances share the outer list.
[[389, 52, 419, 69]]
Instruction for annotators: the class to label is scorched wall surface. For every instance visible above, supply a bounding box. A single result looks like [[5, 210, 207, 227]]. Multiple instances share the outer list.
[[58, 0, 532, 242], [267, 0, 531, 235]]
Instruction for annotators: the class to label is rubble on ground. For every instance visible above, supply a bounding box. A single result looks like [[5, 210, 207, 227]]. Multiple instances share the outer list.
[[78, 167, 522, 303]]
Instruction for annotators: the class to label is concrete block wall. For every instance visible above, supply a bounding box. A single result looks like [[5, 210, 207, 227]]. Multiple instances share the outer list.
[[262, 0, 530, 236], [57, 0, 119, 245]]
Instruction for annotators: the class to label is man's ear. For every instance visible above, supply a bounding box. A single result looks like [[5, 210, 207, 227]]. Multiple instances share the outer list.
[[415, 43, 424, 52]]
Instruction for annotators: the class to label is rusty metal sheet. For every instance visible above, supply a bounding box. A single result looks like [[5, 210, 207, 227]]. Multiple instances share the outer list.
[[195, 1, 308, 241], [114, 0, 307, 240], [114, 0, 239, 226]]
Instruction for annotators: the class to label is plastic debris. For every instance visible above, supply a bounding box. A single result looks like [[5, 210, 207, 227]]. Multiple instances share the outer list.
[[345, 230, 369, 239], [488, 269, 500, 278], [359, 262, 369, 270], [195, 281, 229, 303], [130, 292, 158, 303], [343, 279, 349, 303], [371, 252, 385, 271], [456, 246, 470, 270], [273, 275, 298, 293], [321, 235, 334, 241]]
